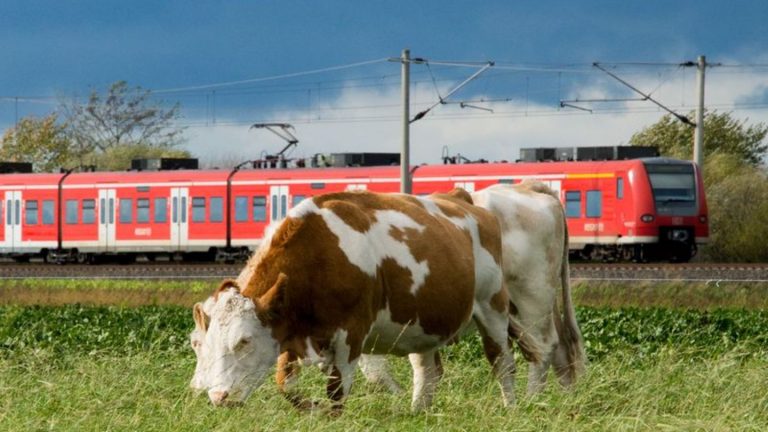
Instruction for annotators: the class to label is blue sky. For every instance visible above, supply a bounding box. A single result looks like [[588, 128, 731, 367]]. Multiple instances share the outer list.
[[1, 1, 767, 164]]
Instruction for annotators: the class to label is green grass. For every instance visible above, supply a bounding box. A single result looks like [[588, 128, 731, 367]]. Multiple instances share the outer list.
[[0, 304, 767, 431], [1, 343, 766, 431]]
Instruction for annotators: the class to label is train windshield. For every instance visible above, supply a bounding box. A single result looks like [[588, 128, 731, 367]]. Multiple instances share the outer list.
[[644, 162, 697, 215]]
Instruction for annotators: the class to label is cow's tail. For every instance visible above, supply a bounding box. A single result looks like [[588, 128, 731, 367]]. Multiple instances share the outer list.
[[558, 222, 587, 383], [508, 313, 543, 364]]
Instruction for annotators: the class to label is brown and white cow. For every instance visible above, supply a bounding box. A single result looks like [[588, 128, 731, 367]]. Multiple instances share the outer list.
[[197, 190, 523, 412], [190, 182, 584, 401]]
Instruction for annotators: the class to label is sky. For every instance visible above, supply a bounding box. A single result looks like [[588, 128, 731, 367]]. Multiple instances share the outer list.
[[1, 1, 767, 166]]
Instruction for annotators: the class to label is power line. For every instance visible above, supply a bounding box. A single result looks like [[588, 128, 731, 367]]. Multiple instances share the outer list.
[[152, 58, 390, 94]]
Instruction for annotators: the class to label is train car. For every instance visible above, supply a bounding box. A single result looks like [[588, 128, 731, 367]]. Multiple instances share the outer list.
[[0, 150, 708, 263]]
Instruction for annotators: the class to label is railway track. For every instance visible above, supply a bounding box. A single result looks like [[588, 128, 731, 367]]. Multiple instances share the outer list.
[[0, 262, 767, 282]]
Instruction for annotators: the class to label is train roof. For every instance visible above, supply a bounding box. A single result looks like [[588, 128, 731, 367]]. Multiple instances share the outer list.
[[0, 172, 66, 188], [0, 157, 695, 189]]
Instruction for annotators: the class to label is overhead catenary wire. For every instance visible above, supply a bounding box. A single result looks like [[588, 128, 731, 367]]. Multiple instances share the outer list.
[[3, 58, 768, 134], [152, 57, 390, 94]]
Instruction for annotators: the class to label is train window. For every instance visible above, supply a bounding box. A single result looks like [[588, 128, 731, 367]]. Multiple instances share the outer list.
[[253, 196, 267, 222], [82, 199, 96, 224], [66, 200, 79, 224], [292, 195, 305, 207], [586, 190, 602, 218], [498, 179, 515, 184], [617, 177, 624, 199], [565, 192, 581, 218], [192, 197, 206, 223], [271, 194, 277, 221], [310, 183, 325, 190], [154, 198, 167, 223], [119, 199, 133, 223], [136, 199, 150, 223], [0, 200, 3, 223], [42, 200, 54, 225], [234, 196, 248, 222], [210, 197, 223, 222], [25, 200, 38, 225]]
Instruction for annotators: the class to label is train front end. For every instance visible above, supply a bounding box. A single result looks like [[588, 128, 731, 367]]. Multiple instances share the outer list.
[[635, 158, 709, 262]]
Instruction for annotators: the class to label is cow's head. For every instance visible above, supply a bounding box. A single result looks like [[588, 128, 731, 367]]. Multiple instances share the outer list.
[[203, 276, 286, 407]]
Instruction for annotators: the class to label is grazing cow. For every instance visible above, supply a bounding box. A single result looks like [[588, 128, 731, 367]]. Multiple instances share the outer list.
[[197, 190, 522, 412], [190, 182, 584, 401], [471, 181, 586, 392]]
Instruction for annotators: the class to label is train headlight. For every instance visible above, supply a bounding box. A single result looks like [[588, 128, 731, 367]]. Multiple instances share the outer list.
[[699, 215, 708, 223], [640, 214, 655, 223]]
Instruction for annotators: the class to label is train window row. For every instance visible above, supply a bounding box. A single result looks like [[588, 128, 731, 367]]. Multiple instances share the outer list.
[[16, 195, 275, 226], [25, 200, 56, 225], [565, 190, 603, 218], [234, 196, 268, 222]]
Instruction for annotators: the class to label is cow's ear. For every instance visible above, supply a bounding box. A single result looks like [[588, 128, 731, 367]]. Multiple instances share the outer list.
[[214, 279, 240, 297], [193, 302, 208, 331], [256, 273, 289, 322]]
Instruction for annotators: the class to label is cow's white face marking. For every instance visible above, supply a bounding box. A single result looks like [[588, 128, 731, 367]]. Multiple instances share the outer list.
[[291, 199, 431, 295], [204, 289, 279, 407]]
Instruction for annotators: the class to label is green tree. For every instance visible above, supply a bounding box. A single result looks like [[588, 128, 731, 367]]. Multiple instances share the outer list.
[[0, 114, 72, 172], [705, 165, 768, 262], [630, 111, 768, 169], [61, 80, 188, 169]]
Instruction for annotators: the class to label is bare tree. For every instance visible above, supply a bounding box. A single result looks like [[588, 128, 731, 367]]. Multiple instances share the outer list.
[[61, 81, 188, 168]]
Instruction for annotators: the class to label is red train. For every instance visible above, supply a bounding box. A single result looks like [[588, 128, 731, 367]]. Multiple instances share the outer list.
[[0, 151, 708, 263]]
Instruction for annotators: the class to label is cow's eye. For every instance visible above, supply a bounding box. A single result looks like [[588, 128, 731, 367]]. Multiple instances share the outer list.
[[235, 337, 252, 350]]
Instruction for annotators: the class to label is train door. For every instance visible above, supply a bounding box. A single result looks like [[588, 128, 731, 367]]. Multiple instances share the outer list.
[[170, 187, 189, 250], [2, 191, 21, 252], [270, 185, 289, 223], [98, 189, 117, 252], [542, 180, 562, 199]]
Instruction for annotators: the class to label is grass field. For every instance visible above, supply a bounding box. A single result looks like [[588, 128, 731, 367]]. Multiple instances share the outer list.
[[0, 279, 767, 431]]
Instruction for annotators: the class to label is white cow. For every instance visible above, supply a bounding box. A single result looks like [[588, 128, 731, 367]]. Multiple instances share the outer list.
[[472, 181, 586, 392]]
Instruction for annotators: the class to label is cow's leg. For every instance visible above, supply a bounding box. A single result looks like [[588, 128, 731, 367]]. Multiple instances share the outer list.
[[276, 351, 318, 411], [408, 349, 442, 412], [526, 311, 558, 395], [551, 336, 575, 388], [474, 307, 516, 407], [527, 353, 553, 394], [325, 332, 360, 415], [359, 354, 403, 393]]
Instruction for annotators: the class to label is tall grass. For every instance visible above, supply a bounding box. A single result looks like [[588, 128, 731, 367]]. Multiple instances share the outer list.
[[0, 304, 767, 430], [1, 343, 765, 431]]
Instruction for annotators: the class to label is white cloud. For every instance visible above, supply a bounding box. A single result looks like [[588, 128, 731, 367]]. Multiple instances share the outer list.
[[182, 70, 768, 166]]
